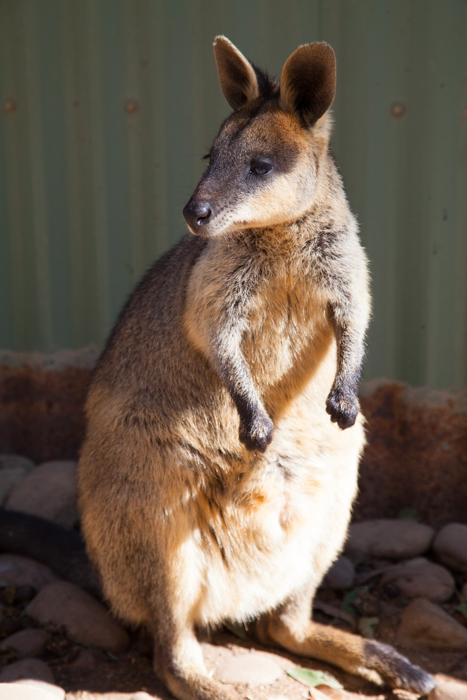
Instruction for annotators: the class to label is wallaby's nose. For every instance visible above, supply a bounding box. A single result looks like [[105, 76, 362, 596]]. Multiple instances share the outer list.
[[183, 200, 213, 233]]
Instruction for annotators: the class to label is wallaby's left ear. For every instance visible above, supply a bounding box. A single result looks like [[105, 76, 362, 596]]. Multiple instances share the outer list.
[[280, 43, 336, 127], [213, 36, 260, 110]]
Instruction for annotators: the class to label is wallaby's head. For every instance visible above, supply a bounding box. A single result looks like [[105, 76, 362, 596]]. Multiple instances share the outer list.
[[183, 36, 336, 237]]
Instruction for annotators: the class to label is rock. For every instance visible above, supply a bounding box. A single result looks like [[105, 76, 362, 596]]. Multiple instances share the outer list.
[[397, 598, 467, 650], [0, 658, 54, 684], [26, 581, 130, 653], [323, 555, 355, 590], [0, 454, 34, 505], [433, 523, 467, 572], [1, 628, 49, 658], [380, 558, 455, 603], [70, 648, 108, 667], [345, 519, 435, 560], [215, 650, 283, 686], [428, 674, 467, 699], [462, 581, 467, 600], [0, 554, 60, 590], [5, 460, 79, 528], [0, 682, 64, 700], [15, 681, 65, 700]]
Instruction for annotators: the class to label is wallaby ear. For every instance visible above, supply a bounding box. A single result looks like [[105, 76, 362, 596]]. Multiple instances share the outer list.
[[213, 36, 260, 110], [280, 43, 336, 127]]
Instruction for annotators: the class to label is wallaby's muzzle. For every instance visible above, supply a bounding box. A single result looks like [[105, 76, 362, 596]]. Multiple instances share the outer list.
[[183, 198, 213, 234]]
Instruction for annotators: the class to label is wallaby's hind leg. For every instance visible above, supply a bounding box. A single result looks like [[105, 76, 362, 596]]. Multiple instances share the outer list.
[[152, 628, 238, 700], [255, 588, 435, 696], [150, 616, 237, 700]]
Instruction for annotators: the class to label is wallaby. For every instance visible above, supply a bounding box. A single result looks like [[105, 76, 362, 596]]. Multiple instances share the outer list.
[[77, 37, 435, 700]]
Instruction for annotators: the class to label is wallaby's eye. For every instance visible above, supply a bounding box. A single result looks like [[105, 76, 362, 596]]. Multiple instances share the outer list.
[[250, 160, 273, 176]]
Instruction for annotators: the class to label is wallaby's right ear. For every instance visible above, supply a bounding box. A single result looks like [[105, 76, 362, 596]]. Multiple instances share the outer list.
[[213, 36, 260, 110], [280, 43, 336, 127]]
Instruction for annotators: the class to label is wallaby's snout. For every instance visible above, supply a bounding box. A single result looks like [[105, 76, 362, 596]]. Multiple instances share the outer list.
[[183, 198, 213, 234]]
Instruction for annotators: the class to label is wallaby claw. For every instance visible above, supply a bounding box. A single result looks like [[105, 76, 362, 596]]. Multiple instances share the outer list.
[[325, 387, 359, 429], [239, 412, 274, 452]]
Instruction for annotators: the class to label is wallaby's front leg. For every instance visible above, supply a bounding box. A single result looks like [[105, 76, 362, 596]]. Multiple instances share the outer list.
[[325, 308, 366, 429], [211, 332, 274, 453], [318, 234, 371, 430]]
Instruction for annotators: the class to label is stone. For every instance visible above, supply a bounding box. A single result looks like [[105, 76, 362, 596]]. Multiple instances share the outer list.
[[0, 454, 34, 505], [1, 628, 49, 658], [345, 519, 435, 560], [0, 658, 54, 684], [70, 648, 108, 667], [215, 650, 283, 686], [0, 682, 64, 700], [26, 581, 130, 653], [380, 558, 455, 603], [0, 554, 60, 591], [397, 598, 467, 651], [433, 523, 467, 572], [323, 555, 355, 591], [428, 674, 467, 699], [6, 460, 79, 528], [14, 681, 65, 700]]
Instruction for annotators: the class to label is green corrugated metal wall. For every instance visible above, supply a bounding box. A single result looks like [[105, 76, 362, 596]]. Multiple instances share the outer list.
[[1, 0, 466, 387]]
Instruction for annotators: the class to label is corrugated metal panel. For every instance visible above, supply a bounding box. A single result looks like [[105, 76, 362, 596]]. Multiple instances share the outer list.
[[0, 0, 466, 387]]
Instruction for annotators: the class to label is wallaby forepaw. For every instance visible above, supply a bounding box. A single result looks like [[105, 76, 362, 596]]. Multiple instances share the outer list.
[[365, 640, 436, 695], [325, 387, 359, 429], [239, 412, 274, 453]]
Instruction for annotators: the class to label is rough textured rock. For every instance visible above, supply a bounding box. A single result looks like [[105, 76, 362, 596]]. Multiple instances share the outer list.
[[323, 555, 355, 591], [0, 554, 60, 590], [26, 581, 130, 653], [0, 682, 64, 700], [428, 674, 467, 699], [5, 460, 78, 528], [397, 598, 467, 650], [0, 658, 55, 684], [345, 519, 435, 560], [1, 628, 49, 658], [380, 558, 455, 602], [433, 523, 467, 572], [0, 454, 34, 505], [215, 650, 283, 686], [357, 381, 467, 526]]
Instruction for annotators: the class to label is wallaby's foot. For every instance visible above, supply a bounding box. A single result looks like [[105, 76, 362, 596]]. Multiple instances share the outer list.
[[255, 615, 435, 695], [164, 668, 238, 700], [364, 639, 435, 695], [239, 411, 274, 452], [325, 386, 359, 429]]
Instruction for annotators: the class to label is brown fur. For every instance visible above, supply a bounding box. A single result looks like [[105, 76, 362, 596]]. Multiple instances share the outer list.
[[78, 37, 434, 700]]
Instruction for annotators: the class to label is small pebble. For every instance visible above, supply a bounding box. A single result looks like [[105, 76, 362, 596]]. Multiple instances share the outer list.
[[26, 580, 130, 653], [0, 554, 60, 590], [323, 555, 355, 591], [433, 523, 467, 572], [397, 598, 467, 651], [0, 454, 34, 505], [6, 460, 79, 528], [0, 657, 54, 684], [345, 519, 435, 560], [1, 628, 49, 658], [380, 558, 455, 603], [215, 650, 283, 686]]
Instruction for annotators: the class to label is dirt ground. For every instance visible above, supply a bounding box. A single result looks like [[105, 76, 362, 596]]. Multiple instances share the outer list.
[[2, 572, 467, 700]]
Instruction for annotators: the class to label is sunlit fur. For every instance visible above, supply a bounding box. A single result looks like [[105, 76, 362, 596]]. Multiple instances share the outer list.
[[78, 37, 435, 700]]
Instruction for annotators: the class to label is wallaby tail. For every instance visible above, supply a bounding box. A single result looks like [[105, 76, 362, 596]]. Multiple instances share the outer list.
[[0, 510, 101, 598]]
